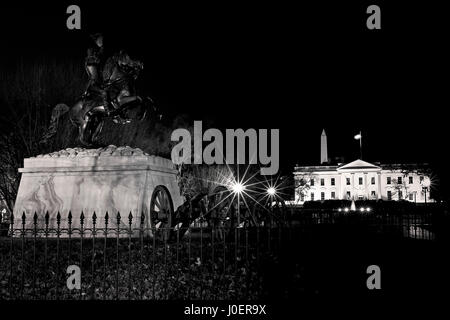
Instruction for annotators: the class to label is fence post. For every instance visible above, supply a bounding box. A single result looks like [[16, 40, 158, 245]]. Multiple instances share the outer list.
[[234, 226, 238, 274], [21, 212, 25, 299], [55, 212, 61, 299], [91, 212, 97, 299], [140, 212, 145, 300], [80, 211, 84, 300], [9, 212, 14, 298], [44, 211, 49, 298], [164, 221, 168, 299], [115, 211, 121, 300], [68, 211, 72, 267], [128, 212, 133, 299], [102, 211, 109, 299], [223, 225, 226, 274], [33, 212, 38, 298], [152, 222, 156, 299]]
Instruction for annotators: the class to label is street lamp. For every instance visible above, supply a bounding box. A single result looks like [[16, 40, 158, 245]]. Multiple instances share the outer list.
[[267, 187, 276, 196], [232, 182, 245, 194]]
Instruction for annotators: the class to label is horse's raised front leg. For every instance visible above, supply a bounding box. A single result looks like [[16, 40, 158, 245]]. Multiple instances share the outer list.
[[80, 110, 104, 146]]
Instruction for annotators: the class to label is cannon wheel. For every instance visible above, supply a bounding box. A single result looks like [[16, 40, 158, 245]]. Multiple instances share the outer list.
[[150, 185, 174, 241]]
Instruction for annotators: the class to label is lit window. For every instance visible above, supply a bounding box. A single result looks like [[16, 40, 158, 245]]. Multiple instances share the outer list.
[[387, 177, 391, 185]]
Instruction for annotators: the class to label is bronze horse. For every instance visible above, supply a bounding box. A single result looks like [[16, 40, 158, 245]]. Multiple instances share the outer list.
[[70, 51, 156, 146]]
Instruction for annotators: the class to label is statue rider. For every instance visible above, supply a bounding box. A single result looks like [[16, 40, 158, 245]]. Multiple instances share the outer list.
[[83, 33, 144, 124], [102, 50, 143, 123], [84, 33, 111, 113]]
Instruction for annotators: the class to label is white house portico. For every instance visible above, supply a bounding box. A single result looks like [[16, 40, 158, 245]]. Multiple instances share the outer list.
[[293, 130, 432, 204], [294, 159, 432, 204]]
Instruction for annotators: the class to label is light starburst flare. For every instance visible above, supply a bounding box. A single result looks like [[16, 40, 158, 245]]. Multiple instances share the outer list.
[[267, 187, 276, 196], [231, 182, 245, 194]]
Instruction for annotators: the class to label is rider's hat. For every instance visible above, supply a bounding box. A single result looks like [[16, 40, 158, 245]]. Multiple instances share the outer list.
[[90, 33, 103, 41]]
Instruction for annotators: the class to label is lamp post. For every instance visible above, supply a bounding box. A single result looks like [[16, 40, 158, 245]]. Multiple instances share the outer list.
[[422, 178, 431, 205], [267, 187, 277, 226], [231, 182, 244, 226], [354, 131, 362, 160], [237, 192, 241, 226]]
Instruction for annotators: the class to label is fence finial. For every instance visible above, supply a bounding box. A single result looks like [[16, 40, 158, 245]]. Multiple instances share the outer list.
[[128, 211, 133, 226]]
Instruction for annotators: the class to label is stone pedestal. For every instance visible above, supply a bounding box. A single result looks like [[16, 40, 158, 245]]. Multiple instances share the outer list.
[[13, 145, 183, 236]]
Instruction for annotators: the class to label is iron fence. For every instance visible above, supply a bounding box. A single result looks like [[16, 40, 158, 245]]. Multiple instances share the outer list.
[[1, 211, 296, 300], [0, 209, 446, 300]]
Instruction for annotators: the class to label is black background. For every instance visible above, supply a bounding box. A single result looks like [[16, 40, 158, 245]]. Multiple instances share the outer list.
[[1, 0, 449, 313], [1, 1, 448, 185]]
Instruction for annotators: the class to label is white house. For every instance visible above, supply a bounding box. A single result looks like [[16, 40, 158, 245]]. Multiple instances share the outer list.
[[293, 130, 433, 204]]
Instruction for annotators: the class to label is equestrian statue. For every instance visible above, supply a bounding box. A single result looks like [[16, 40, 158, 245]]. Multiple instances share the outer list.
[[70, 33, 159, 146]]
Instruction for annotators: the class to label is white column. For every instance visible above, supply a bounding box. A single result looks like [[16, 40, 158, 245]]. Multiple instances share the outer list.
[[377, 172, 382, 199], [351, 173, 355, 200], [364, 172, 368, 199]]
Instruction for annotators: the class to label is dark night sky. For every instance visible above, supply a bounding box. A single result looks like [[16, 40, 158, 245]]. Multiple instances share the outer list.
[[1, 1, 449, 193]]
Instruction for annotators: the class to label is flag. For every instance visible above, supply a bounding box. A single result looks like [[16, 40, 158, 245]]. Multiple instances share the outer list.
[[354, 133, 362, 140]]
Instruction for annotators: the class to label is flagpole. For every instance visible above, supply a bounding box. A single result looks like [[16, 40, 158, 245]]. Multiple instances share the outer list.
[[359, 131, 362, 159]]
